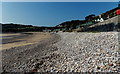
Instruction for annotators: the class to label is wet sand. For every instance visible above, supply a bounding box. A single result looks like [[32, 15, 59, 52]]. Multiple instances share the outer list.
[[1, 32, 51, 50]]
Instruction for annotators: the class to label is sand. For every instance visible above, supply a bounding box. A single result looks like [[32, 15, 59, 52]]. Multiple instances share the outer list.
[[1, 32, 51, 50]]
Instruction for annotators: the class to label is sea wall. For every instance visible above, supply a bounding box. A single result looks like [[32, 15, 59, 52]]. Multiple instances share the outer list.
[[81, 15, 120, 32]]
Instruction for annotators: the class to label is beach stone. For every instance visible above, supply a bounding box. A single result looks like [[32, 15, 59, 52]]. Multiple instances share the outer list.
[[52, 32, 119, 72], [2, 32, 119, 72]]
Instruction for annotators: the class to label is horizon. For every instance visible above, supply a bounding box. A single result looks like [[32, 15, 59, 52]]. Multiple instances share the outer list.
[[1, 2, 118, 27]]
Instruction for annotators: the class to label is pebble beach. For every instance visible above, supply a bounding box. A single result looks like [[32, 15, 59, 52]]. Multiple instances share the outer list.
[[2, 32, 120, 73]]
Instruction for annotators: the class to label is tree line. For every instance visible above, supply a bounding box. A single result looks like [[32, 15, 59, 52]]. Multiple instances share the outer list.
[[1, 23, 49, 33]]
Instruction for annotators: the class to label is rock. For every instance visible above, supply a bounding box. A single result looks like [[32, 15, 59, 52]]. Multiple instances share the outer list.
[[31, 68, 38, 72], [108, 64, 113, 66]]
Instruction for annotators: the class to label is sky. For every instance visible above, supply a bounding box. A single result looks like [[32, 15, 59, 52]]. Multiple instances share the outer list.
[[1, 2, 118, 27], [1, 0, 119, 2]]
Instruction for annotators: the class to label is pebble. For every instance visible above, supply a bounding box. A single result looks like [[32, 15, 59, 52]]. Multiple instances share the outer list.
[[2, 32, 119, 72], [52, 32, 119, 72]]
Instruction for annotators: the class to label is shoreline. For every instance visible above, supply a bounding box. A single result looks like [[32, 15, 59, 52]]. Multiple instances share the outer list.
[[1, 32, 51, 50]]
